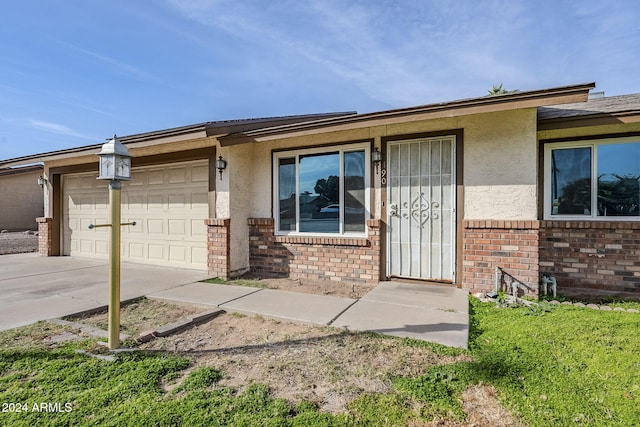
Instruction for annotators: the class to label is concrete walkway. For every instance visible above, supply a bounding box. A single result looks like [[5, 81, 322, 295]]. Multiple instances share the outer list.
[[0, 253, 210, 331], [151, 280, 469, 348], [1, 253, 469, 348]]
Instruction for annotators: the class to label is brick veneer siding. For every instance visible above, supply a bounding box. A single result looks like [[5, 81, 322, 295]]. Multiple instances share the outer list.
[[248, 218, 382, 284], [539, 221, 640, 299], [205, 218, 231, 279], [463, 220, 540, 297], [36, 217, 52, 256]]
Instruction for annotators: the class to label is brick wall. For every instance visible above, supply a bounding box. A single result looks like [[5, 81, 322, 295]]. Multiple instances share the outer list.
[[205, 218, 230, 279], [539, 221, 640, 299], [247, 218, 382, 284], [36, 217, 52, 256], [463, 220, 540, 296]]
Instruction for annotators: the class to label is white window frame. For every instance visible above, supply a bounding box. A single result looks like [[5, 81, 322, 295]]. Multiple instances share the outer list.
[[544, 136, 640, 221], [273, 142, 370, 236]]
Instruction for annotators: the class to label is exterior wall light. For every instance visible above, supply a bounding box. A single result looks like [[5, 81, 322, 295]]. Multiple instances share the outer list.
[[216, 155, 227, 180], [372, 147, 382, 174], [37, 175, 47, 189]]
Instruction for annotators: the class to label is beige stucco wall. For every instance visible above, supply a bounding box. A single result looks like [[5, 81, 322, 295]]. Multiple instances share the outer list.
[[220, 108, 540, 273], [461, 109, 538, 219], [245, 108, 538, 220], [0, 168, 44, 230], [217, 144, 254, 275]]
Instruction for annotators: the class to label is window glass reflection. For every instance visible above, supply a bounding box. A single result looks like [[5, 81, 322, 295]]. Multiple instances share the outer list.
[[597, 142, 640, 216], [551, 147, 591, 215], [299, 152, 340, 233], [278, 158, 296, 231], [344, 151, 365, 232]]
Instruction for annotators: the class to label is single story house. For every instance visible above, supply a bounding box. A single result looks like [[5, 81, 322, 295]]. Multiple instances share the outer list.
[[0, 164, 44, 231], [2, 82, 640, 300]]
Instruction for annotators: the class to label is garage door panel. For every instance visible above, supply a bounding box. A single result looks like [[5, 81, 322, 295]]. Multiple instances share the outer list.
[[169, 246, 186, 262], [128, 242, 145, 258], [80, 177, 95, 189], [65, 176, 81, 190], [130, 171, 145, 185], [63, 160, 208, 269], [191, 219, 206, 236], [192, 165, 208, 182], [148, 245, 165, 260], [169, 167, 187, 183], [79, 218, 94, 230], [168, 219, 186, 236], [192, 192, 208, 206], [169, 194, 186, 208], [126, 218, 144, 235], [125, 194, 144, 208], [147, 219, 165, 234], [80, 239, 93, 253], [147, 194, 165, 208], [96, 196, 108, 209], [148, 170, 165, 185], [96, 241, 109, 255], [192, 247, 207, 265]]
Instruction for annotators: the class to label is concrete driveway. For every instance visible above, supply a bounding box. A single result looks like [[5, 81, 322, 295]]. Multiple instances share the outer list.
[[0, 253, 210, 331]]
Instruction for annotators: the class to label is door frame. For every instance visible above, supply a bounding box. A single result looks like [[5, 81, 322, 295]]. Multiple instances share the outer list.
[[381, 129, 464, 286]]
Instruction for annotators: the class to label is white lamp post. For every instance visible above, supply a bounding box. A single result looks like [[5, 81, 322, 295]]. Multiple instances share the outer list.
[[96, 135, 132, 350]]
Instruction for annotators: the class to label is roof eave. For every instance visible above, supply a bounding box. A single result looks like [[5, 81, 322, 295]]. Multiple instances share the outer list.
[[538, 111, 640, 131], [219, 82, 595, 145], [0, 112, 357, 168]]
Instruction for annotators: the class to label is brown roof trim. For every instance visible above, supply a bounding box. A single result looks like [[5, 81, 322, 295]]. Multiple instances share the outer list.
[[0, 112, 356, 168], [0, 164, 43, 177], [538, 93, 640, 130], [219, 82, 595, 145]]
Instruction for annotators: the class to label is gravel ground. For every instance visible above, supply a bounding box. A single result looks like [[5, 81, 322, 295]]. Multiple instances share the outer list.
[[0, 231, 39, 255]]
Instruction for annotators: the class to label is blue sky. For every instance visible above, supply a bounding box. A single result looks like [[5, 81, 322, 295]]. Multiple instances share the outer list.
[[1, 0, 640, 160]]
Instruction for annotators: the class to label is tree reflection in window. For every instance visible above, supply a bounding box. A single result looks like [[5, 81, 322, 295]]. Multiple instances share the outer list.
[[299, 152, 339, 233], [550, 142, 640, 217], [551, 147, 591, 215], [597, 142, 640, 216]]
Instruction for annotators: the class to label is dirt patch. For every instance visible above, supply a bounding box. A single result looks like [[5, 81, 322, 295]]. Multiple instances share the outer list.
[[141, 313, 469, 414], [65, 296, 517, 423], [460, 384, 524, 426], [65, 298, 206, 336], [213, 274, 376, 299], [0, 231, 38, 255]]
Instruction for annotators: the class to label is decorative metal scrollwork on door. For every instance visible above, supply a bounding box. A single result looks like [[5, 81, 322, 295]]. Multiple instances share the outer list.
[[390, 193, 439, 228]]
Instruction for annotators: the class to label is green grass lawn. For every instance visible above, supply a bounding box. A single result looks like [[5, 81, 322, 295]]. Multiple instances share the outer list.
[[1, 299, 639, 426]]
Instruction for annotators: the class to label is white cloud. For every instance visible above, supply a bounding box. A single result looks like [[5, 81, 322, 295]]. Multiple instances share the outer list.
[[26, 119, 96, 140], [57, 41, 162, 84], [166, 0, 538, 107], [166, 0, 640, 107]]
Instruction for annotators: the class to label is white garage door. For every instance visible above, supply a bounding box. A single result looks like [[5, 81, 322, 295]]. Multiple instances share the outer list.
[[63, 160, 209, 270]]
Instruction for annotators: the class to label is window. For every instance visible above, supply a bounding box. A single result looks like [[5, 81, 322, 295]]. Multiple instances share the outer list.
[[544, 137, 640, 219], [274, 143, 369, 235]]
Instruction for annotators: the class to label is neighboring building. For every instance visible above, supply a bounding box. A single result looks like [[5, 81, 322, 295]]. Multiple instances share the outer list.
[[2, 82, 640, 299], [0, 165, 44, 231]]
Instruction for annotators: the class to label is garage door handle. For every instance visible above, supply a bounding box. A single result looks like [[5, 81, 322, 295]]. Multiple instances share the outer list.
[[88, 221, 137, 229]]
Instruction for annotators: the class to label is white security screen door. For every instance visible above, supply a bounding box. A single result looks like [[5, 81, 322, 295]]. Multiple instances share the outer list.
[[387, 137, 456, 281]]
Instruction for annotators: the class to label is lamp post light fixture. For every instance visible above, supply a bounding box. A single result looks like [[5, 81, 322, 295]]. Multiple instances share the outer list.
[[216, 155, 227, 180], [95, 134, 133, 350]]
